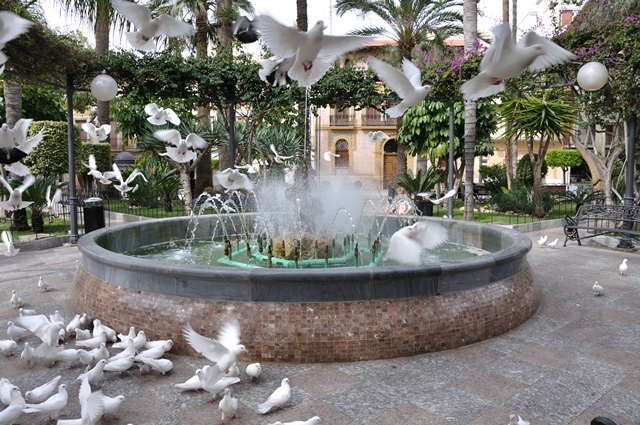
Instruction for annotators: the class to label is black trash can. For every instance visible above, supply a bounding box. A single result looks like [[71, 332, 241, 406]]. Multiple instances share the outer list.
[[415, 200, 433, 216], [84, 199, 105, 234]]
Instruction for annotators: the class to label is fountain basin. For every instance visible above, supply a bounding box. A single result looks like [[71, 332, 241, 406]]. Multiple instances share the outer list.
[[73, 215, 539, 362]]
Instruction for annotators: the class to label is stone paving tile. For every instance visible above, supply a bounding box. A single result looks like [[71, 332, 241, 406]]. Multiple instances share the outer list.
[[591, 388, 640, 424], [450, 369, 528, 404], [409, 384, 495, 425], [322, 380, 405, 422], [442, 342, 506, 367], [289, 364, 362, 399], [484, 355, 554, 385], [360, 402, 452, 425], [510, 342, 575, 368]]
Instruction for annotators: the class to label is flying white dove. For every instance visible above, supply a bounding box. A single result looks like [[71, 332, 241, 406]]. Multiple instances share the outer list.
[[0, 118, 46, 159], [102, 394, 125, 421], [144, 102, 181, 125], [0, 11, 34, 65], [109, 163, 148, 195], [111, 0, 195, 51], [7, 321, 27, 341], [269, 144, 293, 164], [246, 362, 262, 383], [2, 230, 19, 257], [0, 173, 35, 211], [508, 414, 530, 425], [259, 56, 296, 87], [15, 314, 64, 347], [592, 281, 603, 296], [10, 290, 23, 308], [235, 163, 258, 174], [368, 57, 432, 118], [183, 321, 248, 382], [257, 377, 291, 414], [3, 161, 30, 177], [43, 185, 63, 216], [231, 16, 259, 44], [218, 387, 238, 425], [0, 339, 17, 356], [383, 220, 449, 266], [252, 15, 375, 87], [196, 367, 240, 403], [619, 258, 628, 275], [57, 375, 104, 425], [23, 383, 68, 421], [419, 189, 457, 205], [0, 386, 25, 425], [214, 168, 254, 192], [273, 417, 322, 425], [323, 151, 339, 162], [365, 131, 389, 144], [546, 238, 558, 248], [155, 129, 207, 163], [461, 23, 577, 100], [81, 123, 111, 143], [537, 235, 547, 248]]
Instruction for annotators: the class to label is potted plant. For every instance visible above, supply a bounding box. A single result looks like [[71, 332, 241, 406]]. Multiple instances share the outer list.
[[395, 167, 445, 216]]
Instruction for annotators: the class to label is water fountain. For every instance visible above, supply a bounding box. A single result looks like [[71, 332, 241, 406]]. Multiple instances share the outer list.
[[73, 180, 539, 363]]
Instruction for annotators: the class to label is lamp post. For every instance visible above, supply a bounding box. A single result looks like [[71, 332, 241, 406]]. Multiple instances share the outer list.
[[576, 61, 636, 249], [67, 71, 118, 244]]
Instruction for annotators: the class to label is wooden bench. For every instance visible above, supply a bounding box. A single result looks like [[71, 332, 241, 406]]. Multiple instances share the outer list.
[[563, 204, 640, 246]]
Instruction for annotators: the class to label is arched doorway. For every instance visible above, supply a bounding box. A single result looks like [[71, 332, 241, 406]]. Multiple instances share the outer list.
[[335, 139, 349, 169], [383, 139, 397, 188]]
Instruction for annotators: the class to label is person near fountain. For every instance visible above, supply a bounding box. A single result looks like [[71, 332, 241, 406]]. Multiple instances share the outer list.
[[391, 187, 412, 215]]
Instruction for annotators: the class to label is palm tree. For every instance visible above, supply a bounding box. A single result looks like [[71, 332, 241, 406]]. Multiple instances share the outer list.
[[462, 0, 477, 220], [335, 0, 464, 180]]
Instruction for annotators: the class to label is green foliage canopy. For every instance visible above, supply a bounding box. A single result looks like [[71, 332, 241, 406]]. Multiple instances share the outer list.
[[545, 149, 584, 170]]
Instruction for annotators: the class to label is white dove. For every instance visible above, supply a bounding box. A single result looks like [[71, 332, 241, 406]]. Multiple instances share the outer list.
[[2, 119, 46, 159], [274, 417, 322, 425], [155, 129, 207, 163], [365, 131, 389, 144], [196, 367, 240, 403], [15, 314, 65, 347], [508, 414, 530, 425], [92, 319, 117, 342], [0, 11, 34, 65], [235, 163, 258, 174], [24, 376, 61, 404], [420, 189, 457, 206], [383, 220, 449, 266], [368, 57, 431, 118], [104, 355, 136, 375], [143, 338, 173, 349], [323, 151, 339, 162], [546, 238, 558, 248], [77, 359, 108, 385], [7, 321, 28, 341], [90, 343, 110, 363], [112, 0, 195, 51], [246, 362, 262, 383], [174, 369, 205, 391], [75, 328, 92, 341], [144, 103, 181, 125], [23, 383, 68, 421], [2, 230, 18, 257], [0, 378, 14, 405], [109, 163, 148, 195], [10, 289, 23, 308], [136, 357, 173, 375], [593, 281, 603, 296], [619, 258, 628, 275], [224, 362, 239, 378], [79, 313, 92, 329], [257, 377, 291, 414], [214, 168, 254, 192], [37, 276, 49, 292], [57, 375, 104, 425], [269, 144, 293, 164], [65, 315, 81, 336], [43, 185, 63, 216], [0, 339, 17, 356], [231, 16, 259, 44], [82, 154, 114, 185], [537, 235, 547, 248], [259, 56, 296, 87], [75, 331, 107, 350], [108, 339, 136, 363], [135, 340, 173, 360], [21, 342, 36, 368], [47, 348, 81, 368], [102, 394, 125, 421], [183, 321, 248, 378], [81, 123, 111, 142], [218, 387, 238, 425], [19, 307, 36, 316], [3, 161, 30, 176], [0, 173, 35, 211], [0, 386, 25, 425], [115, 326, 135, 344], [113, 330, 146, 350], [252, 15, 375, 87], [461, 23, 577, 100]]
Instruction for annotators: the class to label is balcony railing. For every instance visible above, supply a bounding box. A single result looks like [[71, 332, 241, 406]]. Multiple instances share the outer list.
[[362, 114, 398, 127], [330, 113, 354, 126]]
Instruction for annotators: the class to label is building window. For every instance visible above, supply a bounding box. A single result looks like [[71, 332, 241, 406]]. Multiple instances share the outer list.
[[335, 139, 349, 168]]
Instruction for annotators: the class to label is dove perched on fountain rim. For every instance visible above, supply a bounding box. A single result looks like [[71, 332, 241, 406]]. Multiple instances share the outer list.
[[0, 11, 34, 65], [183, 321, 248, 376], [461, 23, 577, 101], [383, 220, 449, 266], [252, 15, 375, 87], [368, 57, 432, 118], [155, 129, 207, 163], [2, 230, 19, 257], [0, 173, 35, 211], [257, 377, 291, 414], [111, 0, 195, 51], [144, 102, 181, 125]]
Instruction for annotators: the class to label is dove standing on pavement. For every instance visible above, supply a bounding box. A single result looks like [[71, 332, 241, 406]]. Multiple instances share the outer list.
[[593, 281, 604, 296], [7, 321, 28, 341], [0, 339, 17, 356], [273, 417, 322, 425], [24, 376, 61, 404], [619, 258, 628, 275], [102, 394, 125, 421], [23, 383, 68, 421], [0, 11, 34, 65], [383, 221, 449, 266], [537, 235, 547, 248], [90, 342, 110, 363], [461, 23, 576, 100], [135, 339, 173, 360], [2, 230, 19, 257], [257, 377, 291, 414], [155, 129, 207, 163], [76, 331, 107, 350], [21, 342, 36, 368], [509, 414, 530, 425], [174, 369, 205, 391], [218, 387, 238, 425], [92, 319, 117, 342], [0, 386, 25, 425], [196, 367, 241, 403], [112, 0, 195, 51], [37, 276, 49, 292], [246, 362, 262, 383], [368, 57, 432, 118], [546, 238, 558, 248], [77, 359, 108, 386], [144, 103, 181, 125], [81, 123, 111, 143], [252, 15, 375, 87], [136, 357, 173, 375], [0, 378, 14, 405], [10, 289, 24, 308], [0, 174, 35, 211]]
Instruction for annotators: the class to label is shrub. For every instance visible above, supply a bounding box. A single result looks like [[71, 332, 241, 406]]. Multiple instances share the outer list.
[[516, 154, 548, 187], [479, 163, 508, 197], [23, 121, 83, 177]]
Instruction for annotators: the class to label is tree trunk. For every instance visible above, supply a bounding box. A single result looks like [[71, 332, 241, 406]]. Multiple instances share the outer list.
[[532, 161, 545, 217], [463, 0, 478, 221], [512, 0, 518, 40], [502, 0, 509, 23], [180, 168, 194, 215], [296, 0, 308, 31], [212, 0, 232, 174]]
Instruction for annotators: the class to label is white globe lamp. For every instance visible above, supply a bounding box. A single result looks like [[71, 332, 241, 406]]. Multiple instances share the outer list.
[[576, 62, 609, 91], [90, 71, 118, 101]]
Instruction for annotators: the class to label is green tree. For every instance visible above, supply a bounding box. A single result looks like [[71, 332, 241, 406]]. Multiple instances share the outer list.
[[335, 0, 464, 181], [546, 149, 583, 185], [498, 90, 577, 217]]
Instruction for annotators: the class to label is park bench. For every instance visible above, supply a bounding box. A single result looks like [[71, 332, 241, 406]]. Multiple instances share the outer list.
[[563, 203, 640, 247]]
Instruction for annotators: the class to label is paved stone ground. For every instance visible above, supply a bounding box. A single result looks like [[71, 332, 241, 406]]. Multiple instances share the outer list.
[[0, 225, 638, 425]]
